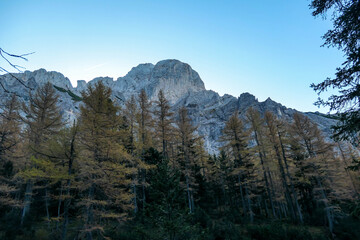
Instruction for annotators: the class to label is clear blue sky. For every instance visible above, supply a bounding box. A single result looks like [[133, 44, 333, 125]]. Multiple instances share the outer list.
[[1, 0, 343, 113]]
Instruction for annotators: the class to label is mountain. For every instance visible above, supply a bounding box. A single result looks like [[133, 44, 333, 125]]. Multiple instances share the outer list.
[[0, 59, 337, 153]]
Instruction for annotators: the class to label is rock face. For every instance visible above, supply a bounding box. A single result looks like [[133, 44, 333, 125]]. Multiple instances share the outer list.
[[147, 60, 205, 103], [0, 59, 337, 154]]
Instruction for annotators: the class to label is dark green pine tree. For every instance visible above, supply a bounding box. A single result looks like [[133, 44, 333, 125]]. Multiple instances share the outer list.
[[145, 154, 200, 240]]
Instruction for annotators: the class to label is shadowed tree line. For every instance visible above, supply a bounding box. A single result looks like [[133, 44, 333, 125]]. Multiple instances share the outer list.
[[0, 82, 359, 240]]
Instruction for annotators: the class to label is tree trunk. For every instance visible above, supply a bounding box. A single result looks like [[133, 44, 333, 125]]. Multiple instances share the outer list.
[[142, 170, 146, 210], [268, 171, 281, 218], [273, 142, 296, 221], [45, 187, 50, 229], [62, 126, 76, 240], [277, 129, 303, 223], [245, 183, 254, 223], [315, 176, 333, 233], [21, 180, 33, 226], [86, 184, 95, 240], [238, 174, 247, 216], [61, 179, 72, 240], [186, 175, 192, 213], [253, 130, 277, 218], [57, 183, 63, 230], [133, 180, 138, 214]]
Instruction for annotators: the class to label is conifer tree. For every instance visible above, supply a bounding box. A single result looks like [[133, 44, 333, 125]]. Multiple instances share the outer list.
[[175, 107, 199, 213], [205, 152, 229, 210], [20, 82, 64, 225], [264, 112, 304, 222], [336, 142, 360, 196], [289, 112, 335, 232], [220, 111, 254, 222], [0, 94, 22, 213], [146, 152, 197, 240], [310, 0, 360, 142], [136, 89, 154, 211], [137, 89, 153, 150], [0, 94, 21, 174], [154, 90, 173, 160], [124, 95, 138, 155], [57, 123, 78, 240], [78, 81, 133, 239], [124, 95, 140, 212], [246, 108, 277, 218], [22, 82, 63, 151]]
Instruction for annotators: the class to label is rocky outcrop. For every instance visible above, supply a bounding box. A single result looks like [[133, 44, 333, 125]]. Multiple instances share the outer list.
[[0, 59, 337, 154], [146, 59, 205, 103]]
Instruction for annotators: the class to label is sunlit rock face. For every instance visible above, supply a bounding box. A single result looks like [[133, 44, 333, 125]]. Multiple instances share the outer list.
[[0, 59, 336, 154], [146, 59, 205, 103]]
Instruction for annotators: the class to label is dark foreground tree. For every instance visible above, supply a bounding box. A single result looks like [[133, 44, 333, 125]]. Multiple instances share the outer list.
[[310, 0, 360, 142]]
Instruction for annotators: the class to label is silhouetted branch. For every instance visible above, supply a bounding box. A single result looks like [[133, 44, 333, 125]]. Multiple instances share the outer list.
[[0, 48, 35, 91], [0, 48, 34, 72]]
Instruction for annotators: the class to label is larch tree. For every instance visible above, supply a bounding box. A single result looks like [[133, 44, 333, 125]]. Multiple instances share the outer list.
[[154, 90, 173, 161], [264, 111, 304, 223], [77, 81, 133, 240], [220, 110, 254, 222], [124, 95, 138, 156], [0, 94, 22, 212], [124, 95, 139, 212], [137, 89, 153, 150], [289, 112, 335, 232], [20, 82, 64, 225], [246, 108, 277, 219], [58, 123, 79, 240], [136, 89, 154, 211], [175, 106, 199, 213], [33, 120, 81, 239], [336, 142, 360, 196], [0, 94, 21, 175]]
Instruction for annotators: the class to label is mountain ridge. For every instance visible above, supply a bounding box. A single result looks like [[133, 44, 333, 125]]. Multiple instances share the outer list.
[[0, 59, 337, 153]]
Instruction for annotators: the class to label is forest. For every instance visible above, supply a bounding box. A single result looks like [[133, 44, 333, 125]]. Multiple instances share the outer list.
[[0, 81, 359, 240]]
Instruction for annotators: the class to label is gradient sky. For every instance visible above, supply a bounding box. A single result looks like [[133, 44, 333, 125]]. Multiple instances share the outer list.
[[1, 0, 343, 113]]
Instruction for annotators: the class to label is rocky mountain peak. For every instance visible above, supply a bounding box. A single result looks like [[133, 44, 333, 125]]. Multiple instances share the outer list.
[[124, 63, 154, 82], [238, 92, 258, 110], [26, 68, 73, 90], [147, 59, 206, 103], [89, 76, 114, 86], [76, 80, 87, 93], [239, 92, 257, 103]]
